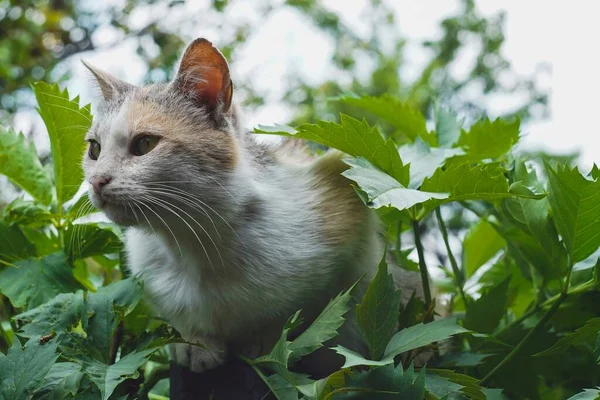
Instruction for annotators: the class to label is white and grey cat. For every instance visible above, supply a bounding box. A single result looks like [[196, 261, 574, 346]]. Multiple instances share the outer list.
[[82, 38, 422, 375]]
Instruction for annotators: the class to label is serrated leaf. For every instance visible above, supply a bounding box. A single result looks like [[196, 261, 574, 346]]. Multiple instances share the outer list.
[[34, 82, 92, 209], [83, 278, 144, 363], [384, 318, 468, 360], [0, 336, 59, 400], [338, 94, 431, 144], [256, 114, 410, 185], [78, 349, 156, 400], [568, 388, 600, 400], [0, 127, 53, 205], [399, 138, 464, 188], [420, 162, 541, 216], [288, 282, 357, 360], [502, 161, 568, 277], [327, 364, 425, 400], [426, 369, 486, 400], [464, 278, 510, 334], [334, 318, 468, 368], [456, 118, 520, 161], [0, 252, 82, 310], [333, 345, 390, 369], [1, 198, 53, 227], [356, 252, 402, 360], [14, 291, 86, 340], [434, 105, 461, 148], [0, 221, 36, 264], [253, 311, 301, 367], [546, 163, 600, 263], [33, 362, 83, 400], [342, 158, 448, 213], [463, 219, 506, 277], [535, 317, 600, 357], [64, 223, 123, 262]]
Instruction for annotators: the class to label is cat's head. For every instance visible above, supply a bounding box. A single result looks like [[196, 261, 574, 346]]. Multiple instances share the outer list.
[[82, 38, 242, 227]]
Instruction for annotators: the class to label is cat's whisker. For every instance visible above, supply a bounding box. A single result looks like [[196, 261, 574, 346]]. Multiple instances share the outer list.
[[137, 198, 184, 261], [146, 184, 239, 239], [141, 195, 215, 270], [143, 194, 222, 270], [145, 188, 221, 240]]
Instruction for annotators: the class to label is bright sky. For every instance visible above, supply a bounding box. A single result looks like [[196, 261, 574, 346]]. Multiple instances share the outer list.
[[15, 0, 599, 168]]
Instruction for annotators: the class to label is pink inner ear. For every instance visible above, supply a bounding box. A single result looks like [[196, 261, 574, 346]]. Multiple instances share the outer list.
[[177, 39, 233, 111], [195, 66, 226, 108]]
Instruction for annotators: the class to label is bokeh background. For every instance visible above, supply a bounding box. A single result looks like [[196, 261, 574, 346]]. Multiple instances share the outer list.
[[1, 0, 597, 203]]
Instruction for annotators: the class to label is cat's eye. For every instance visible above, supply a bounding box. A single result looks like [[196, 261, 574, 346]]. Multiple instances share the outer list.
[[88, 140, 101, 160], [132, 135, 160, 156]]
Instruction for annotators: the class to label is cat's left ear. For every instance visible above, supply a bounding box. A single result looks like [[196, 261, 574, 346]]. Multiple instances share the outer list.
[[174, 38, 233, 113], [82, 60, 134, 102]]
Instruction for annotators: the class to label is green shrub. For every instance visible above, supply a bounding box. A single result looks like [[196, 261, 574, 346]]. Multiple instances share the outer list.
[[0, 82, 599, 399]]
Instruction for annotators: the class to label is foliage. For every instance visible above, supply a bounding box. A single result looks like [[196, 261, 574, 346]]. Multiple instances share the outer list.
[[1, 78, 597, 399]]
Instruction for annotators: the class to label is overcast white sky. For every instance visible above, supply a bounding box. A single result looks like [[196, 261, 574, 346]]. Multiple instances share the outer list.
[[16, 0, 599, 168]]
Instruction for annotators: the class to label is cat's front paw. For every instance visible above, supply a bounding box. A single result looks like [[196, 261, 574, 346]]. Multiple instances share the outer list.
[[170, 339, 227, 373]]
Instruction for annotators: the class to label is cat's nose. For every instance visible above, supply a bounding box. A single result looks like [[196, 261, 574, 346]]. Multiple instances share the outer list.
[[90, 176, 112, 195]]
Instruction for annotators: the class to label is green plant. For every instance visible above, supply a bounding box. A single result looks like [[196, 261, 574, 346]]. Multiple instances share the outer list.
[[1, 82, 599, 399]]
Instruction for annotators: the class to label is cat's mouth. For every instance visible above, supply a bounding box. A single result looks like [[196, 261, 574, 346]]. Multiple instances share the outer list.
[[90, 191, 138, 227]]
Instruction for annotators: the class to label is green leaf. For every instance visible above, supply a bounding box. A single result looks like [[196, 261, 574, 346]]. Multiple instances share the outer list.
[[342, 158, 448, 213], [463, 278, 510, 334], [328, 364, 426, 400], [1, 198, 53, 227], [546, 163, 600, 263], [287, 282, 358, 360], [426, 369, 486, 400], [567, 388, 600, 400], [253, 311, 301, 367], [434, 105, 461, 148], [79, 349, 156, 400], [0, 336, 59, 400], [64, 223, 123, 262], [384, 318, 468, 360], [463, 219, 506, 277], [256, 114, 410, 185], [398, 138, 464, 188], [456, 118, 520, 161], [0, 221, 36, 264], [535, 317, 600, 357], [335, 318, 468, 368], [34, 82, 92, 209], [333, 345, 390, 368], [0, 127, 53, 205], [33, 362, 83, 400], [0, 252, 82, 310], [356, 251, 402, 360], [503, 160, 567, 277], [338, 94, 431, 144], [14, 291, 86, 340], [83, 278, 144, 363], [397, 292, 426, 330], [420, 162, 541, 216]]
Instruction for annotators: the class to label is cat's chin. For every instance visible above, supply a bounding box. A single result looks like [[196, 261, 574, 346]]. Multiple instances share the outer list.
[[101, 204, 138, 227]]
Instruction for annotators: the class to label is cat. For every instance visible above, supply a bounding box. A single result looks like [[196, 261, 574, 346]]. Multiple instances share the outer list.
[[82, 38, 423, 376]]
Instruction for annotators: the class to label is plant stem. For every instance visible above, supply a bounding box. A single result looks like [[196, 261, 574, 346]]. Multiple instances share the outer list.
[[480, 292, 567, 385], [435, 207, 468, 307], [412, 220, 432, 310], [109, 321, 124, 364], [493, 305, 540, 339]]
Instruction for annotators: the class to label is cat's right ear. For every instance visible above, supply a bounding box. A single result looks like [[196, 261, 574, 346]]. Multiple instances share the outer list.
[[82, 60, 133, 102], [174, 38, 233, 113]]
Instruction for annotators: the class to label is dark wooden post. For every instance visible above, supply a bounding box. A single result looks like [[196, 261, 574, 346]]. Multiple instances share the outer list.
[[170, 359, 272, 400]]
